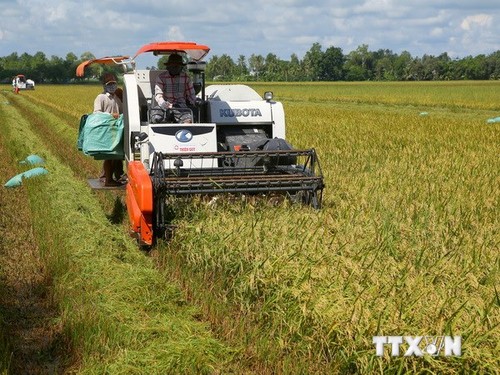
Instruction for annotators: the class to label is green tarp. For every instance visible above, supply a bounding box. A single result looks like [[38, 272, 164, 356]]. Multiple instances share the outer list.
[[78, 112, 124, 160]]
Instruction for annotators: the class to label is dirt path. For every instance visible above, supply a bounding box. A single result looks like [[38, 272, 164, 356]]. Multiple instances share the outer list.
[[0, 102, 68, 374]]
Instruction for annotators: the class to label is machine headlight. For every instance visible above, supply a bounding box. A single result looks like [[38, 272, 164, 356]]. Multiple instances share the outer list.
[[264, 91, 273, 101]]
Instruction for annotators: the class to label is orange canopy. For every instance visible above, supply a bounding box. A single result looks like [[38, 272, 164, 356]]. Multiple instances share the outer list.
[[76, 56, 130, 77], [75, 42, 210, 76], [133, 41, 210, 61]]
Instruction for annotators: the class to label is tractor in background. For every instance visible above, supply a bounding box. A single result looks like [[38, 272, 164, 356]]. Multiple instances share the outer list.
[[12, 74, 35, 93]]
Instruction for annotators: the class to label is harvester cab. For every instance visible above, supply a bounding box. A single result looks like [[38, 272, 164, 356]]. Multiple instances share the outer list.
[[76, 41, 324, 247]]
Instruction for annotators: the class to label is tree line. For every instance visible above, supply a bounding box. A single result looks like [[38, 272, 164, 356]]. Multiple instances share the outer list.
[[2, 43, 500, 83]]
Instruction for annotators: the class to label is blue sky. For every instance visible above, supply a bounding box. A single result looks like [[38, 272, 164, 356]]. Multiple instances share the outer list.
[[1, 0, 499, 67]]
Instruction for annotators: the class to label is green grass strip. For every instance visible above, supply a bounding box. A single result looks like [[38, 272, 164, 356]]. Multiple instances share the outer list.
[[0, 91, 232, 374]]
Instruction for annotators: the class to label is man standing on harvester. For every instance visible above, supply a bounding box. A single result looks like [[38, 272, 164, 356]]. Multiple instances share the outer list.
[[93, 72, 124, 187], [154, 53, 196, 124]]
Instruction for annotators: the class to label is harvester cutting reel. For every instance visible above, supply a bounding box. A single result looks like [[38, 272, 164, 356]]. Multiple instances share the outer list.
[[148, 147, 324, 240]]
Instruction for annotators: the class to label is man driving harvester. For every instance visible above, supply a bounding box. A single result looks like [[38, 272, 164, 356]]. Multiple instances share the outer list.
[[153, 53, 196, 123]]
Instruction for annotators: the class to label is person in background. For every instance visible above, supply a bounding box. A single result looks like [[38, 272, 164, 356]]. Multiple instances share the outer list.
[[94, 72, 123, 187], [12, 77, 19, 94], [154, 53, 196, 123]]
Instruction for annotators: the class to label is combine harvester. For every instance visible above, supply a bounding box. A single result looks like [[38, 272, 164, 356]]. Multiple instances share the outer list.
[[77, 42, 324, 246], [12, 74, 35, 92]]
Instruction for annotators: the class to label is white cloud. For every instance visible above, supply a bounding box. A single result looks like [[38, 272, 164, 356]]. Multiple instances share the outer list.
[[354, 0, 394, 13], [166, 26, 185, 41], [430, 28, 444, 37], [46, 3, 68, 22], [0, 1, 499, 61], [460, 14, 492, 31]]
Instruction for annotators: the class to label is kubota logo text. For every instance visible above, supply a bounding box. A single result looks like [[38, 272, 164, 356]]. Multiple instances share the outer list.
[[219, 108, 262, 117]]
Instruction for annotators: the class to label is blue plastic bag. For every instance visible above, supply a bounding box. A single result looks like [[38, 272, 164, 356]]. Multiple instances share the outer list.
[[4, 173, 23, 188], [4, 167, 48, 188], [486, 116, 500, 123], [23, 167, 48, 179], [19, 154, 45, 165]]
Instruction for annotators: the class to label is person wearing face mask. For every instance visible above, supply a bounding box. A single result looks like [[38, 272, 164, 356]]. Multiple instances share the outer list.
[[94, 72, 124, 187], [154, 53, 196, 123]]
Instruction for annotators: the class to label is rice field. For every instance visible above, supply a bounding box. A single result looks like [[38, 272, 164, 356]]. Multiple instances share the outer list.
[[0, 81, 498, 374]]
